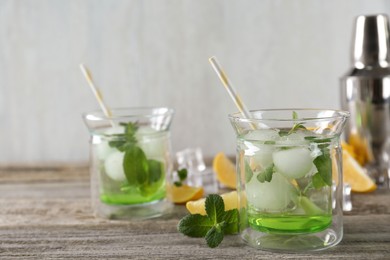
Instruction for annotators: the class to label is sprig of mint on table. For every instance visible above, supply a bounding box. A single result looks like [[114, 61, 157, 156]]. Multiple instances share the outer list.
[[108, 122, 164, 196], [178, 194, 238, 248]]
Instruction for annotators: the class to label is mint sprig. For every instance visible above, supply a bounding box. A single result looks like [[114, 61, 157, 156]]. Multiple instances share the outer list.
[[108, 122, 164, 196], [109, 122, 139, 152], [288, 111, 307, 135], [177, 194, 238, 248]]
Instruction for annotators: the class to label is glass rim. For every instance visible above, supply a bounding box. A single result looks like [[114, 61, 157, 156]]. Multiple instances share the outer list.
[[83, 106, 175, 121], [228, 108, 350, 123]]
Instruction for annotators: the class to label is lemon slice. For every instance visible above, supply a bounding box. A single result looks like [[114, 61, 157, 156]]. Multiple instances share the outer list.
[[342, 149, 376, 192], [348, 134, 374, 166], [186, 191, 238, 215], [167, 184, 204, 204], [212, 152, 237, 189]]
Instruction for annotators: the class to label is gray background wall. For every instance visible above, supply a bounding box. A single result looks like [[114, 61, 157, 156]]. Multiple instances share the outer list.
[[1, 0, 389, 164]]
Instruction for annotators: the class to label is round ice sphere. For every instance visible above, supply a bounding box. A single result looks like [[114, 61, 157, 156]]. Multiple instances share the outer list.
[[273, 148, 313, 179], [104, 151, 126, 182], [276, 132, 308, 146], [246, 172, 294, 211], [244, 129, 280, 141], [250, 147, 275, 169], [96, 141, 117, 160], [136, 127, 166, 159], [96, 126, 125, 160]]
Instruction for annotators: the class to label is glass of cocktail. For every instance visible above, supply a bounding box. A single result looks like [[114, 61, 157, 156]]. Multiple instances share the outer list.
[[83, 107, 174, 219], [229, 109, 349, 251]]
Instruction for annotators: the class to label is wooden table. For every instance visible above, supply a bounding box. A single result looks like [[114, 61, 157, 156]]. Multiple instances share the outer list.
[[1, 165, 390, 259]]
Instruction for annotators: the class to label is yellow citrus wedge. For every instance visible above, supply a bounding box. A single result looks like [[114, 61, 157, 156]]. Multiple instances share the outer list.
[[213, 152, 237, 189], [167, 184, 204, 204], [342, 149, 377, 193], [341, 141, 357, 160], [348, 133, 374, 166], [186, 191, 238, 215]]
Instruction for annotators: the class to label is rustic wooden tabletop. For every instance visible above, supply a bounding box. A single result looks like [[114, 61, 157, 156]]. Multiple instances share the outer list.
[[0, 165, 389, 259]]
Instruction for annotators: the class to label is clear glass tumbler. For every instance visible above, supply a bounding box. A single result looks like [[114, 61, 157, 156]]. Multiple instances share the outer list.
[[229, 109, 349, 251], [83, 107, 174, 219]]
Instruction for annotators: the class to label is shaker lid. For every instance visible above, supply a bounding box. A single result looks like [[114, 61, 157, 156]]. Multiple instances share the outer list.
[[352, 14, 390, 69]]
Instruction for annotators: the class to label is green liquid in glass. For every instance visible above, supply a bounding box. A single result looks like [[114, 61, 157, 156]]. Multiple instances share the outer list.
[[238, 130, 337, 235], [100, 189, 166, 205], [248, 214, 332, 234], [95, 126, 169, 206]]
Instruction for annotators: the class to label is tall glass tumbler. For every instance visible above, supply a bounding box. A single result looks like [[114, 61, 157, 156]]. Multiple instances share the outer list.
[[83, 107, 174, 219], [229, 109, 349, 251]]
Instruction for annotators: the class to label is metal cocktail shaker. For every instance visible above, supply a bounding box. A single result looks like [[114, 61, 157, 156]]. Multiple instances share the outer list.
[[340, 14, 390, 188]]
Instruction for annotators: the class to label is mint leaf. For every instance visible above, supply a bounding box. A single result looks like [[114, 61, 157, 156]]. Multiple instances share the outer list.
[[108, 122, 139, 151], [312, 151, 332, 188], [205, 224, 225, 248], [312, 172, 327, 189], [121, 122, 138, 144], [205, 194, 225, 223], [139, 159, 165, 196], [178, 214, 213, 237], [177, 194, 239, 248], [174, 168, 188, 187], [288, 111, 307, 135], [123, 146, 148, 185], [147, 159, 164, 183], [220, 209, 239, 234], [288, 123, 306, 135], [108, 139, 128, 152], [245, 161, 253, 183], [257, 164, 274, 183], [178, 168, 188, 181]]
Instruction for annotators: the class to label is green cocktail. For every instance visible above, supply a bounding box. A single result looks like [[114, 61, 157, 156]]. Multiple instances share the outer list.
[[84, 107, 174, 219], [95, 123, 169, 205], [229, 109, 348, 251], [238, 131, 334, 234]]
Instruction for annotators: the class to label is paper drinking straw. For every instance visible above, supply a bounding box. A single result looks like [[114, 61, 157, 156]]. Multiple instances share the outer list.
[[79, 64, 115, 126], [209, 56, 257, 129], [208, 56, 252, 119]]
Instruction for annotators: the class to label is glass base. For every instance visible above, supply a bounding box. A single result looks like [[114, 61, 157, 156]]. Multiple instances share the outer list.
[[94, 199, 173, 220], [241, 226, 342, 252]]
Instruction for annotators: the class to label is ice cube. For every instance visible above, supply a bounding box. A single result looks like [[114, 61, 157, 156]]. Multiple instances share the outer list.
[[273, 147, 314, 179], [96, 141, 117, 160], [96, 126, 125, 160], [244, 129, 280, 141], [104, 151, 126, 182], [243, 129, 280, 158], [136, 127, 167, 160], [250, 147, 275, 170], [276, 132, 309, 146], [246, 171, 295, 211]]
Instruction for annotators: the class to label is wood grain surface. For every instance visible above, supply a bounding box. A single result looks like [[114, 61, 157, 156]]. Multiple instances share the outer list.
[[0, 166, 389, 259]]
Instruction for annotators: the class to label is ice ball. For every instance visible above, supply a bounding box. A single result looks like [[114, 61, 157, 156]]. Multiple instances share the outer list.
[[96, 126, 125, 160], [246, 172, 295, 211], [244, 129, 280, 141], [136, 127, 167, 160], [273, 147, 313, 179], [104, 151, 126, 182]]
